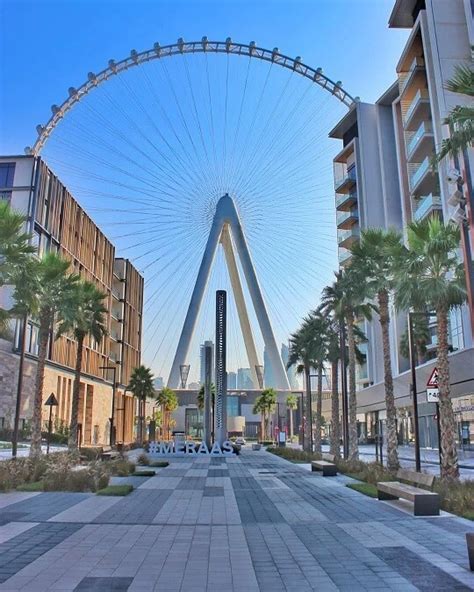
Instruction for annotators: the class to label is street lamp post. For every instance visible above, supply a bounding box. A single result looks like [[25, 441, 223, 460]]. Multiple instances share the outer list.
[[44, 392, 59, 455], [407, 311, 437, 472], [99, 364, 118, 446], [340, 323, 349, 460]]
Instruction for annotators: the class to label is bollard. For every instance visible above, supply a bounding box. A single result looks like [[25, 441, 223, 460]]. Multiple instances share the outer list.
[[466, 533, 474, 571]]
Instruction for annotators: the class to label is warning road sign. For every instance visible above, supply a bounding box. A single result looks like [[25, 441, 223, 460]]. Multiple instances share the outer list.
[[427, 367, 438, 388]]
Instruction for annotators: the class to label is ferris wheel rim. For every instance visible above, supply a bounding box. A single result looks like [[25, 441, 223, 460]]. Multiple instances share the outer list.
[[28, 37, 358, 155]]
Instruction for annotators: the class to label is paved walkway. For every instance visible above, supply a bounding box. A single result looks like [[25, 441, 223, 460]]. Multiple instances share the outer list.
[[0, 449, 473, 591]]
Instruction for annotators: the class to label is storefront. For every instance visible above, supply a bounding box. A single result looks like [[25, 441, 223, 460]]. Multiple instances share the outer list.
[[453, 394, 474, 451]]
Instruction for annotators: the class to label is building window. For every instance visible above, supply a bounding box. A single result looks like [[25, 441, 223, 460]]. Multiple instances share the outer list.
[[450, 308, 464, 351], [227, 396, 239, 417], [0, 163, 15, 187]]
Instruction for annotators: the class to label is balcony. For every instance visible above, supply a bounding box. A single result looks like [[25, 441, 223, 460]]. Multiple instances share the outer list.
[[399, 56, 425, 98], [334, 166, 357, 194], [338, 248, 352, 267], [404, 89, 431, 131], [409, 157, 437, 196], [338, 227, 360, 249], [337, 209, 359, 230], [406, 121, 434, 163], [413, 194, 442, 222], [335, 192, 357, 211]]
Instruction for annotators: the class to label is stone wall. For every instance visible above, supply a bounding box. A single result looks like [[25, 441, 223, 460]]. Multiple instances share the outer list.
[[0, 338, 120, 445]]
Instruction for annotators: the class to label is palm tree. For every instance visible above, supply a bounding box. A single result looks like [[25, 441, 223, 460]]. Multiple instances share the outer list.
[[305, 312, 329, 454], [434, 62, 474, 164], [326, 317, 341, 458], [351, 228, 403, 472], [399, 313, 431, 364], [156, 387, 178, 440], [57, 281, 108, 451], [286, 394, 297, 440], [287, 319, 319, 452], [0, 202, 35, 335], [253, 388, 277, 441], [12, 253, 79, 457], [319, 269, 374, 460], [197, 383, 215, 411], [394, 217, 466, 480], [129, 365, 155, 444]]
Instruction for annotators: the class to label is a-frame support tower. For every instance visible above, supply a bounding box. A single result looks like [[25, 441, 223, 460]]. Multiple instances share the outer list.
[[168, 194, 290, 390]]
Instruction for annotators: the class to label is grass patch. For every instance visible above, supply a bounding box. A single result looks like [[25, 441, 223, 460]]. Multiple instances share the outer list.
[[16, 480, 44, 492], [346, 482, 378, 498], [132, 470, 155, 477], [150, 461, 169, 468], [462, 510, 474, 521], [97, 484, 133, 496]]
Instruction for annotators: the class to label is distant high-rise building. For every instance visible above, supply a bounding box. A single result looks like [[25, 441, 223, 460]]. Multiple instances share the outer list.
[[227, 371, 237, 389], [237, 368, 254, 390], [281, 343, 300, 390], [263, 347, 274, 388], [199, 340, 215, 385], [153, 377, 164, 391]]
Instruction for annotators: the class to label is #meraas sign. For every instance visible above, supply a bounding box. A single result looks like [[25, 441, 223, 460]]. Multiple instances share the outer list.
[[149, 440, 235, 456]]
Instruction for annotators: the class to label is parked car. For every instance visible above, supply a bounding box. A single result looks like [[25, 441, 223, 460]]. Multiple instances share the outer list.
[[235, 437, 246, 446]]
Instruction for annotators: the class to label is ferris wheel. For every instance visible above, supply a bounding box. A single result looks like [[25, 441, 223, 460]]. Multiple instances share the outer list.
[[30, 37, 356, 382]]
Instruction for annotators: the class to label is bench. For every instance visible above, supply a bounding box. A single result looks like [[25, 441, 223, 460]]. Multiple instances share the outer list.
[[311, 453, 337, 476], [377, 468, 439, 516], [100, 446, 121, 461]]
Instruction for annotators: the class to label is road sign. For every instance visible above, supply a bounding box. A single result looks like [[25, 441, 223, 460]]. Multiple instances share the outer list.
[[427, 388, 439, 403], [44, 393, 58, 407], [426, 367, 439, 402], [427, 367, 438, 388]]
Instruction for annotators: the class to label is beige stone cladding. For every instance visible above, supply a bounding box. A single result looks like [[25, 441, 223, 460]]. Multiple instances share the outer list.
[[0, 339, 113, 445]]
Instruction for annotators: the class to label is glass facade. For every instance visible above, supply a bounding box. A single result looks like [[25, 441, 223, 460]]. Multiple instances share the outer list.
[[0, 162, 15, 202]]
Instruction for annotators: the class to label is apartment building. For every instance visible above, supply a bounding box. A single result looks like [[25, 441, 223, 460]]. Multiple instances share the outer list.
[[0, 155, 144, 446], [329, 0, 474, 448]]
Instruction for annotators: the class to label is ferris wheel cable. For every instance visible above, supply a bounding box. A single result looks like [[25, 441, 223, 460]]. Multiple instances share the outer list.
[[182, 54, 214, 183], [204, 53, 220, 193], [239, 93, 337, 185], [140, 63, 215, 192], [143, 253, 202, 346], [158, 59, 208, 185], [239, 115, 337, 195], [234, 71, 296, 192], [116, 64, 211, 190], [230, 60, 274, 190], [221, 53, 230, 191], [49, 103, 197, 195], [230, 84, 331, 195], [227, 56, 252, 188]]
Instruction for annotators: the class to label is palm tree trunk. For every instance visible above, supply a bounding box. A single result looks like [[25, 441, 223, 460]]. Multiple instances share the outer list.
[[30, 311, 51, 457], [437, 307, 459, 480], [330, 361, 340, 458], [378, 289, 399, 472], [68, 334, 84, 451], [304, 365, 312, 452], [289, 408, 294, 440], [346, 315, 359, 461], [314, 366, 323, 454]]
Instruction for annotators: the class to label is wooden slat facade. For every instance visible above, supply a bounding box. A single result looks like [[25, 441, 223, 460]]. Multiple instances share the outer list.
[[34, 159, 143, 385]]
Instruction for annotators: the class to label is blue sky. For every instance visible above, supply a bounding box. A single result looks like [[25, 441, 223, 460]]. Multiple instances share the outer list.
[[1, 0, 408, 154], [0, 0, 409, 384]]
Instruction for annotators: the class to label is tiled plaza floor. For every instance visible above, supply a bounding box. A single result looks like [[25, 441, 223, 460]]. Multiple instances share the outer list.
[[0, 449, 473, 591]]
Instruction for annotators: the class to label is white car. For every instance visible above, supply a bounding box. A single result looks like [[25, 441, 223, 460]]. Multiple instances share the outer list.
[[235, 437, 246, 446]]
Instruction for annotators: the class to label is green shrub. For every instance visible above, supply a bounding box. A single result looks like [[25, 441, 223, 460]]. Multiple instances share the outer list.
[[336, 459, 393, 485], [80, 447, 102, 461], [43, 457, 109, 492], [259, 440, 275, 446], [137, 452, 150, 465], [132, 470, 155, 477], [267, 447, 320, 463], [150, 460, 169, 468], [97, 484, 133, 496], [0, 452, 72, 491], [346, 482, 378, 498], [16, 480, 44, 492], [434, 478, 474, 519], [109, 458, 135, 476]]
